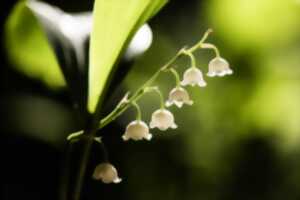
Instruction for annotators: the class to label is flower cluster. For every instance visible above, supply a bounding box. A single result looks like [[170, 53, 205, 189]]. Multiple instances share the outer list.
[[93, 29, 233, 184], [121, 55, 233, 142]]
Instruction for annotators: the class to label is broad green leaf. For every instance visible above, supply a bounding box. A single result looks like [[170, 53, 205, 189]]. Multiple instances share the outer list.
[[88, 0, 168, 113], [6, 1, 92, 116], [5, 1, 65, 89]]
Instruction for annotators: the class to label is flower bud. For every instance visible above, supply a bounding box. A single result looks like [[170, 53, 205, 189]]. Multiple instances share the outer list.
[[207, 57, 233, 77], [122, 120, 152, 141], [150, 109, 177, 131], [181, 67, 207, 87], [92, 163, 122, 184], [166, 87, 193, 108]]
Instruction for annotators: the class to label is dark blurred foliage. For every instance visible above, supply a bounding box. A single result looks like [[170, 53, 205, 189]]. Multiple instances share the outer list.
[[2, 0, 300, 200]]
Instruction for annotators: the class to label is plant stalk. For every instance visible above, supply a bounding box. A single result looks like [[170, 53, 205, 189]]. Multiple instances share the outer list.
[[68, 29, 214, 200], [72, 131, 95, 200]]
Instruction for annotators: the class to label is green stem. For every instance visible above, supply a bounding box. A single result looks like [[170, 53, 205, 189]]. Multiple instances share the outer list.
[[72, 133, 95, 200], [132, 101, 142, 120], [98, 141, 109, 161], [201, 43, 220, 57], [148, 87, 165, 109], [169, 68, 181, 87], [59, 140, 74, 200], [98, 29, 213, 130], [188, 28, 213, 52], [183, 51, 197, 68], [99, 91, 144, 129], [67, 130, 84, 141], [161, 49, 185, 71]]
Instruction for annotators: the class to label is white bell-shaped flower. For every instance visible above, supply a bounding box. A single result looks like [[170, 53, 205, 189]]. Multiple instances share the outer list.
[[122, 120, 152, 141], [92, 163, 122, 184], [207, 57, 233, 77], [150, 109, 178, 131], [166, 87, 193, 108], [181, 67, 207, 87]]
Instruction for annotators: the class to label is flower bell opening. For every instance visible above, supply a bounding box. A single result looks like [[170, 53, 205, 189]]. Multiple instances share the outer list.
[[122, 120, 152, 141], [93, 163, 122, 184], [150, 109, 178, 131], [181, 67, 207, 87], [166, 87, 193, 108], [207, 57, 233, 77]]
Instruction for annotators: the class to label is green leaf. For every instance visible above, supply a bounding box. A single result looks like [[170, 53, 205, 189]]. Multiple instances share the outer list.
[[88, 0, 168, 113], [6, 1, 92, 116], [5, 1, 65, 89]]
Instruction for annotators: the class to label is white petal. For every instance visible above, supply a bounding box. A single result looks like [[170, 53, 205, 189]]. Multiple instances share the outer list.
[[157, 125, 168, 131], [217, 71, 226, 77], [208, 57, 233, 77], [186, 100, 193, 105], [145, 133, 152, 141], [150, 109, 177, 131], [226, 69, 233, 74], [207, 71, 216, 77], [122, 134, 129, 141], [93, 163, 121, 184], [165, 100, 173, 107], [171, 123, 178, 129], [190, 82, 197, 86], [181, 78, 189, 85], [149, 121, 156, 129], [113, 177, 122, 184], [198, 81, 207, 87], [123, 120, 151, 141], [174, 101, 183, 108]]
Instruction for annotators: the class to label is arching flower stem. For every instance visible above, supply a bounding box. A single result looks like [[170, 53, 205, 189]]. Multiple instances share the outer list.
[[169, 68, 181, 87], [182, 50, 197, 68], [188, 28, 213, 52], [147, 86, 165, 109], [132, 101, 142, 121], [201, 43, 221, 57], [98, 28, 214, 130]]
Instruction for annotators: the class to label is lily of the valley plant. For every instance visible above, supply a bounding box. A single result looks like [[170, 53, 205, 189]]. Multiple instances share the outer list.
[[88, 28, 233, 184], [6, 1, 234, 200]]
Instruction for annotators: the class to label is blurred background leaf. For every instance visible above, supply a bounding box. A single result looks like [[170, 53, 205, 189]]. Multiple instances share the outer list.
[[5, 0, 159, 118], [5, 1, 65, 89], [6, 0, 93, 117]]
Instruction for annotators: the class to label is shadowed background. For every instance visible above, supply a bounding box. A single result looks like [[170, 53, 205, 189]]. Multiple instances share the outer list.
[[1, 0, 300, 200]]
